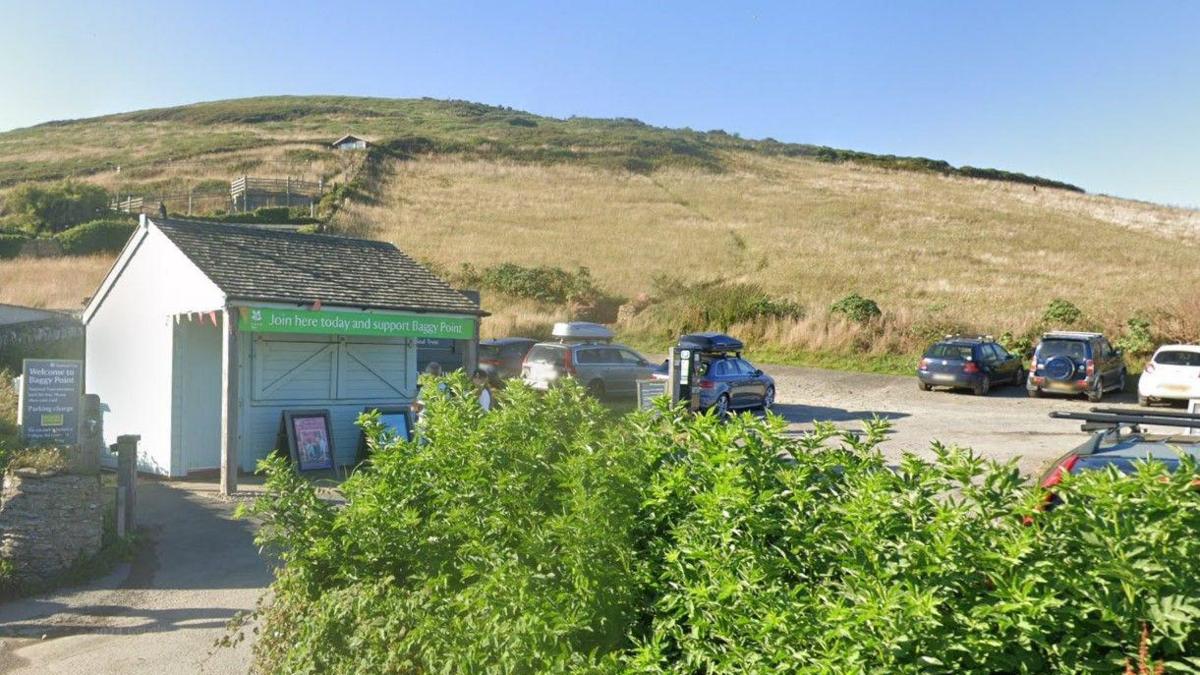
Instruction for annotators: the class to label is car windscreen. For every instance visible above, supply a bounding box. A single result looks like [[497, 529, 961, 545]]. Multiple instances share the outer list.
[[1155, 350, 1200, 367], [925, 344, 973, 360], [524, 345, 563, 364], [1038, 339, 1088, 360]]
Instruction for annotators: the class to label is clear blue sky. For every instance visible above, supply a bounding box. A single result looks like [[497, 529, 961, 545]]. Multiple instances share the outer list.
[[1, 1, 1197, 206]]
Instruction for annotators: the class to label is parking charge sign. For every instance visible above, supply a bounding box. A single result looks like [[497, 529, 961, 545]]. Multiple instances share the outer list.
[[21, 359, 82, 445]]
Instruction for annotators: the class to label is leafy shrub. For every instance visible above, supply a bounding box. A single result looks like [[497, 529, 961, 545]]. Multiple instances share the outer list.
[[244, 379, 1200, 672], [204, 207, 319, 225], [243, 375, 652, 672], [1043, 298, 1083, 325], [0, 233, 29, 259], [830, 293, 882, 323], [1117, 316, 1155, 356], [3, 180, 109, 233], [5, 447, 67, 474], [1000, 330, 1035, 357], [457, 262, 605, 305], [54, 219, 135, 255]]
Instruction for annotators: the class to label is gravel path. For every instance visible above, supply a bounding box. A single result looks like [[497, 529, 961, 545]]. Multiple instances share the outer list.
[[767, 365, 1141, 477]]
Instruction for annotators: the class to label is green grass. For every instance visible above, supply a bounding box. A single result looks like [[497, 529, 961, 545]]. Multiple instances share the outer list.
[[0, 95, 1081, 191]]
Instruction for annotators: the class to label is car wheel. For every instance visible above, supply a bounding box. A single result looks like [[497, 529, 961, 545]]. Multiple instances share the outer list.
[[973, 376, 990, 396], [762, 386, 775, 412], [1012, 368, 1025, 387], [1028, 387, 1042, 399], [918, 381, 932, 392], [1086, 378, 1103, 403], [714, 394, 730, 418], [587, 380, 605, 400], [1116, 369, 1127, 393]]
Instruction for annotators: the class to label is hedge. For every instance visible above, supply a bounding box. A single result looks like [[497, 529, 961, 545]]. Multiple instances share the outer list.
[[54, 219, 135, 255]]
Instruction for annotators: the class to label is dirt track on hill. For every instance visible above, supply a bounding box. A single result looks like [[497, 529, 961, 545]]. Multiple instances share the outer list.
[[767, 365, 1142, 477]]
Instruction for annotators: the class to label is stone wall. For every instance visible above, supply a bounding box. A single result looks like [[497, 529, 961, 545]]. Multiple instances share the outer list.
[[0, 469, 103, 583]]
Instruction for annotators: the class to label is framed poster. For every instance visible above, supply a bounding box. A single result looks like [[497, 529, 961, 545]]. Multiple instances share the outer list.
[[356, 406, 412, 462], [283, 410, 336, 471]]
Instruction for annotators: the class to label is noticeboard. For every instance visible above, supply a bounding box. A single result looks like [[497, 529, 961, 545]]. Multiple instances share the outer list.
[[637, 379, 667, 411], [282, 410, 336, 471], [21, 359, 82, 445]]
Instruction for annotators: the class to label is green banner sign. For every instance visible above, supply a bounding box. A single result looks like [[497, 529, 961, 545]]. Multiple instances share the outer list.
[[238, 307, 475, 340]]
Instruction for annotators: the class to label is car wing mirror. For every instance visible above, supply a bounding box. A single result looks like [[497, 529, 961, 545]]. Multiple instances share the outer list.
[[754, 369, 763, 376]]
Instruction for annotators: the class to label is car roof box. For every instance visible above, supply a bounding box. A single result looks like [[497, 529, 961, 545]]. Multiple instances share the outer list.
[[552, 321, 614, 343], [678, 332, 744, 353]]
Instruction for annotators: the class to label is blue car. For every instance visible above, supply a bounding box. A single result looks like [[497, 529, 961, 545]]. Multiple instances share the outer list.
[[656, 333, 776, 415]]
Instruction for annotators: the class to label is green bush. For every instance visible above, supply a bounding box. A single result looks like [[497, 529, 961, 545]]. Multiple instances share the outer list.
[[243, 375, 652, 671], [3, 180, 109, 233], [830, 292, 882, 323], [54, 219, 135, 255], [458, 262, 605, 305], [1042, 298, 1083, 325], [243, 378, 1200, 672], [1116, 316, 1155, 356], [0, 233, 29, 259]]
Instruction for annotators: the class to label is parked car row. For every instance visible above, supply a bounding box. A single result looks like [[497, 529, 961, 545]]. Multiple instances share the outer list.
[[917, 330, 1152, 404], [481, 323, 774, 415]]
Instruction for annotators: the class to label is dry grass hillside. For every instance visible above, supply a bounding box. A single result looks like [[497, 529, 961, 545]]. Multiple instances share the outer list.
[[1, 96, 1197, 369], [335, 152, 1200, 363]]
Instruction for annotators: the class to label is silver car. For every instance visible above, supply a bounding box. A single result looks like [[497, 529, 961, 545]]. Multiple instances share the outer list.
[[521, 341, 656, 399]]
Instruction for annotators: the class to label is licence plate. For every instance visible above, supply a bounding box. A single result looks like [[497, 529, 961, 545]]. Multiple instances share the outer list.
[[931, 373, 954, 382]]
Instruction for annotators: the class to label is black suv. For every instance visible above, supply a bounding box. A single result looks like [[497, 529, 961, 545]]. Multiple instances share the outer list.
[[1027, 331, 1126, 402], [917, 335, 1024, 396]]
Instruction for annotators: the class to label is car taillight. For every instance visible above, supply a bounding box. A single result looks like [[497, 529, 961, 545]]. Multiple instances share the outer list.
[[1144, 363, 1155, 374], [919, 358, 930, 369], [1085, 359, 1095, 377], [962, 361, 980, 374], [1041, 455, 1080, 489], [563, 350, 576, 375], [699, 379, 715, 389], [480, 358, 501, 366]]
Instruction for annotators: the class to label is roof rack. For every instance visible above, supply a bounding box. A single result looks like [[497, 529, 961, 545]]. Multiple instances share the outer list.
[[942, 333, 994, 341], [1050, 408, 1200, 432]]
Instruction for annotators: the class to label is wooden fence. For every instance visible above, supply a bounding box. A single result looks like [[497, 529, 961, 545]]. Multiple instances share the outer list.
[[111, 175, 324, 216]]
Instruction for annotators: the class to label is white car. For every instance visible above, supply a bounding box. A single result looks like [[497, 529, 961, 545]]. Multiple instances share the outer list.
[[1138, 345, 1200, 405]]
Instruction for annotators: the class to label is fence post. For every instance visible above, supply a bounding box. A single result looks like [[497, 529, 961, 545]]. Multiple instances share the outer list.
[[286, 176, 291, 208], [188, 188, 193, 215], [114, 434, 140, 535]]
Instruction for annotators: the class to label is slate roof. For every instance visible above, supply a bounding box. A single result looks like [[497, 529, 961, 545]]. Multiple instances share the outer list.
[[152, 218, 482, 315]]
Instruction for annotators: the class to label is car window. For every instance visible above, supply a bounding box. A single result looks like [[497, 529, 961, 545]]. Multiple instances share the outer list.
[[708, 360, 729, 377], [926, 343, 973, 360], [736, 358, 758, 374], [525, 345, 563, 364], [575, 348, 602, 364], [1038, 339, 1088, 360], [1098, 338, 1113, 357], [1155, 350, 1200, 367], [597, 348, 623, 364], [479, 344, 501, 359], [992, 344, 1012, 360], [618, 349, 646, 365], [985, 344, 1004, 362], [503, 344, 531, 358]]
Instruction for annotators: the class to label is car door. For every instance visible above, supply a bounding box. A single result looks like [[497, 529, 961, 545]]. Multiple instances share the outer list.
[[618, 348, 653, 390], [1097, 338, 1120, 384], [983, 344, 1009, 381], [596, 347, 630, 395], [736, 358, 766, 405]]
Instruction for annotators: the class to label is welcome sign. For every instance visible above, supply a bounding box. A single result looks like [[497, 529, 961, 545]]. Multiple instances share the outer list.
[[238, 306, 475, 340]]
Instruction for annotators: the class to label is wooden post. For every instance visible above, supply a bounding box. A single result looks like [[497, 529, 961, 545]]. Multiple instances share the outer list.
[[220, 307, 239, 495], [188, 188, 193, 215], [114, 434, 140, 533]]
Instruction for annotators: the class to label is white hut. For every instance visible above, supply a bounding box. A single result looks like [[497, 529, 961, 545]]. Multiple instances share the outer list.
[[83, 216, 481, 491]]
